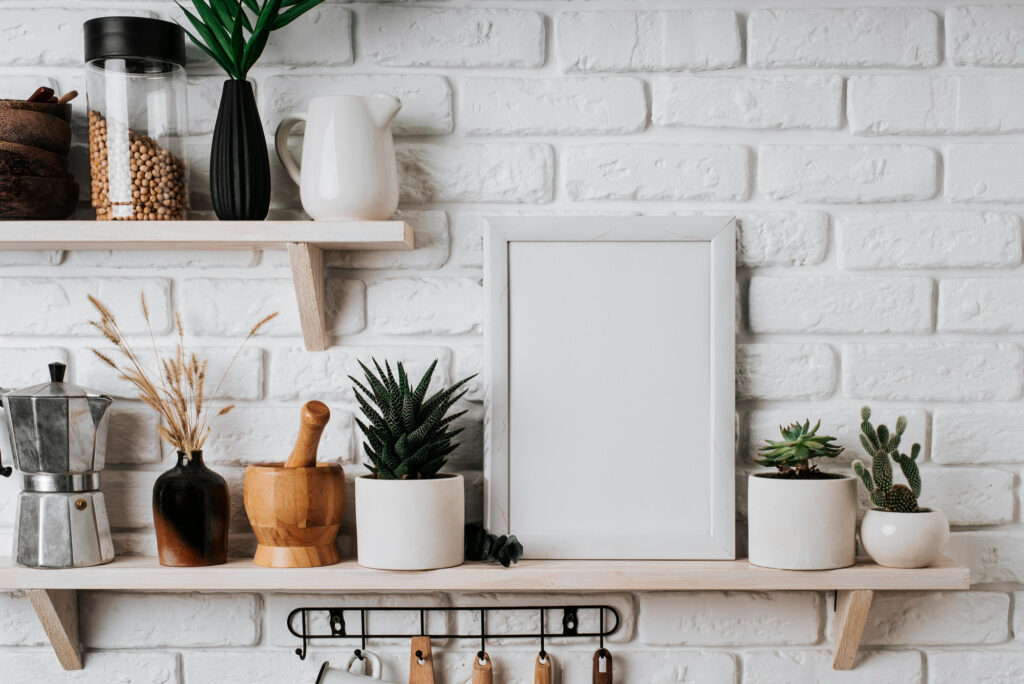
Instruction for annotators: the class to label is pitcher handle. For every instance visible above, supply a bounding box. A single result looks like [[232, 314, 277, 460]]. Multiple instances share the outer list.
[[275, 112, 307, 186]]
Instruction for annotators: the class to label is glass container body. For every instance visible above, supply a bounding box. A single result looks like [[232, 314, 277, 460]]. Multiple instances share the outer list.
[[85, 57, 189, 220]]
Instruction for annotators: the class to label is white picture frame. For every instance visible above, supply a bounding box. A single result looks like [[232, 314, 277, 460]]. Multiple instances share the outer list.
[[484, 216, 736, 560]]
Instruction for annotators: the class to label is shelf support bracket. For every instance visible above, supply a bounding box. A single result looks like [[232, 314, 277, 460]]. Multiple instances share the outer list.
[[27, 588, 83, 671], [288, 242, 327, 351], [831, 589, 873, 670]]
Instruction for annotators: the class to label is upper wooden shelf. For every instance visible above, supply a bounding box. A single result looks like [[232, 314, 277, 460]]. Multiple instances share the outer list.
[[0, 220, 413, 251], [0, 556, 969, 593], [0, 220, 414, 351]]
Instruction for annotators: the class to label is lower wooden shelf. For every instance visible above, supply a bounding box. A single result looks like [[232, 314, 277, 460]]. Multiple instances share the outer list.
[[0, 556, 968, 673]]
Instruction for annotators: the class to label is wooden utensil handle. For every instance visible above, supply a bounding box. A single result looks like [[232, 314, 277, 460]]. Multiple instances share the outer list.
[[472, 652, 492, 684], [593, 649, 613, 684], [409, 636, 434, 684], [534, 653, 552, 684], [283, 401, 330, 469]]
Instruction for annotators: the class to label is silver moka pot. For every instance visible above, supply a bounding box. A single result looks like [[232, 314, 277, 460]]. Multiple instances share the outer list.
[[1, 362, 115, 568]]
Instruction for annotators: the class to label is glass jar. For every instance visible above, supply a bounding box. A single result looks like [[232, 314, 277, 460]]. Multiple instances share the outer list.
[[84, 17, 189, 220]]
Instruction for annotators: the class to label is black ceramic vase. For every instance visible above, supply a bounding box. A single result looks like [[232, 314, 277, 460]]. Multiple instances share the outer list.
[[152, 450, 229, 567], [210, 79, 270, 220]]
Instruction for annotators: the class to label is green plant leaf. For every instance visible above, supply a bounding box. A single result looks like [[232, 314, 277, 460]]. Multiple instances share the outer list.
[[241, 0, 281, 76], [188, 1, 238, 70], [177, 22, 236, 75], [230, 3, 246, 75], [177, 3, 238, 75], [272, 0, 325, 30]]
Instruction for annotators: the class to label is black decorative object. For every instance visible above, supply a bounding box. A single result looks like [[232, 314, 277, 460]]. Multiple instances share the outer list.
[[152, 450, 229, 567], [210, 80, 270, 220], [465, 523, 524, 567]]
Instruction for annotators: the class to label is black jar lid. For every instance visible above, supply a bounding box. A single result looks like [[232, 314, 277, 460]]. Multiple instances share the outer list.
[[84, 16, 186, 67]]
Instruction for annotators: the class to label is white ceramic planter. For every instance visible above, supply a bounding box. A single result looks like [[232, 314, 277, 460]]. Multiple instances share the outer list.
[[747, 473, 857, 570], [355, 473, 464, 570], [859, 508, 949, 569]]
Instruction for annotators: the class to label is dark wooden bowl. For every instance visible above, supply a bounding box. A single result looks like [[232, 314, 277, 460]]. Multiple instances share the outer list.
[[0, 107, 71, 155], [0, 99, 72, 123], [0, 141, 70, 178], [0, 175, 78, 220]]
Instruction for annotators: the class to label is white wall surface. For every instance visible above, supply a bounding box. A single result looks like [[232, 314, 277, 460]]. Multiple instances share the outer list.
[[0, 1, 1023, 681]]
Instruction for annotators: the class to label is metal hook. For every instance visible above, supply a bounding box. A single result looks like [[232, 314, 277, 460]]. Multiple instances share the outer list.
[[539, 608, 546, 660], [599, 607, 605, 652], [420, 608, 426, 635], [479, 608, 487, 660], [360, 609, 367, 651], [295, 609, 308, 660]]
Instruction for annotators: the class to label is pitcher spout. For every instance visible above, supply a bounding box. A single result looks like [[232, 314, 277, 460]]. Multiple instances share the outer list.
[[368, 94, 401, 129]]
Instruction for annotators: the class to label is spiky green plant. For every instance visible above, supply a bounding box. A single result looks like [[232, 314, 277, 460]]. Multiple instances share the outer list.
[[176, 0, 325, 81], [756, 419, 844, 476], [852, 406, 923, 513], [351, 359, 475, 480]]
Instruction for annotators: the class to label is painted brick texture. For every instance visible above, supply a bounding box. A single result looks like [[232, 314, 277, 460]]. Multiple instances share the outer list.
[[0, 1, 1022, 680]]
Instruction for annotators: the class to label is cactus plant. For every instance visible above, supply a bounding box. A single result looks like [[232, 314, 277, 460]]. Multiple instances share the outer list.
[[351, 359, 475, 480], [756, 419, 844, 477], [852, 406, 923, 513]]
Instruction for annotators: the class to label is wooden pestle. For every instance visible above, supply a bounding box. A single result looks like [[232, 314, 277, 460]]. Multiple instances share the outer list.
[[283, 401, 331, 468]]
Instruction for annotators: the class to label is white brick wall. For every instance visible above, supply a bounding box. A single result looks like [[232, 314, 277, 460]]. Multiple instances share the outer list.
[[2, 1, 1023, 680]]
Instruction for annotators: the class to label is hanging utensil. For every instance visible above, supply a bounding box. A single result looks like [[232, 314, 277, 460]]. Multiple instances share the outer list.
[[472, 652, 493, 684], [534, 652, 552, 684], [409, 636, 434, 684], [593, 648, 613, 684]]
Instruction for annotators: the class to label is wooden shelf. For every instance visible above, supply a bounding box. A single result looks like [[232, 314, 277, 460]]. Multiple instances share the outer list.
[[0, 556, 968, 673], [0, 555, 968, 592], [0, 220, 415, 350]]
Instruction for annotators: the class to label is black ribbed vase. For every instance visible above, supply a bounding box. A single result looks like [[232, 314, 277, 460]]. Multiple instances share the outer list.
[[210, 79, 270, 220]]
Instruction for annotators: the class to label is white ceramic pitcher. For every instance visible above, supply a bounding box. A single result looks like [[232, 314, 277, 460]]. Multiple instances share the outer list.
[[275, 94, 401, 221]]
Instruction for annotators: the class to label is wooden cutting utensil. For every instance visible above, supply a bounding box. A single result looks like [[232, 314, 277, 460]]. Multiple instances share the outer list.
[[283, 400, 330, 468], [534, 653, 552, 684], [593, 649, 613, 684], [472, 652, 493, 684], [409, 636, 434, 684]]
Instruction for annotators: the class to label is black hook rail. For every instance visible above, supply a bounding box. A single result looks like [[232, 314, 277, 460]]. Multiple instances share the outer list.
[[287, 604, 621, 661]]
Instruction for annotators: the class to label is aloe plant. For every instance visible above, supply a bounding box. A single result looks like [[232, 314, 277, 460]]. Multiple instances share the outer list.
[[176, 0, 325, 81], [351, 359, 474, 480], [852, 406, 923, 513], [756, 419, 844, 477]]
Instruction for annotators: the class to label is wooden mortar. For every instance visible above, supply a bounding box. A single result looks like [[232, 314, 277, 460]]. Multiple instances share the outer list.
[[243, 401, 346, 568]]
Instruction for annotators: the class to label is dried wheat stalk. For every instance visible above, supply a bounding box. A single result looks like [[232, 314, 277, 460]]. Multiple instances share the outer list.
[[89, 293, 277, 460]]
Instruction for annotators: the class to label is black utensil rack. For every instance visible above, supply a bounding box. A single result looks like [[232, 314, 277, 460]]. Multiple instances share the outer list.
[[288, 603, 620, 661]]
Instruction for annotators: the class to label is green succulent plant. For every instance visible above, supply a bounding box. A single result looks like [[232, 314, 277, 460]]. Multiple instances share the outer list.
[[852, 406, 923, 513], [351, 359, 475, 480], [756, 419, 844, 476], [176, 0, 325, 81]]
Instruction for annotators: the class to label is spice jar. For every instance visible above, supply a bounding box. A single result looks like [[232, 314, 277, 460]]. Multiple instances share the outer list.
[[84, 17, 189, 220]]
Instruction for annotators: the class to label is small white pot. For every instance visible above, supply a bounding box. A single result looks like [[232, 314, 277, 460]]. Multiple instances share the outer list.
[[747, 473, 857, 570], [355, 473, 464, 570], [859, 508, 949, 569]]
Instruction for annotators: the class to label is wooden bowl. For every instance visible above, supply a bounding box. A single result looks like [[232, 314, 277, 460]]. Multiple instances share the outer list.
[[0, 99, 72, 123], [0, 106, 71, 155], [243, 462, 346, 568], [0, 175, 78, 220], [0, 141, 70, 178]]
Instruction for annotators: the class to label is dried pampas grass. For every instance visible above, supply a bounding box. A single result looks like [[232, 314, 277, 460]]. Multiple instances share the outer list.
[[89, 293, 277, 459]]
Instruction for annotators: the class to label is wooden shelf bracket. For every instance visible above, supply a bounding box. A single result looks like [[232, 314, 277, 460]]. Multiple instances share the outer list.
[[832, 589, 874, 670], [288, 243, 327, 351], [27, 588, 82, 670]]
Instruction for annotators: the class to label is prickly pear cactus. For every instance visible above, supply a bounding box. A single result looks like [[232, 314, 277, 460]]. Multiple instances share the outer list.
[[852, 407, 923, 513]]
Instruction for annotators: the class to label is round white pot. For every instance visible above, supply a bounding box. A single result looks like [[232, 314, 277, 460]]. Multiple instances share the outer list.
[[859, 508, 949, 569], [355, 473, 464, 570], [747, 473, 857, 570]]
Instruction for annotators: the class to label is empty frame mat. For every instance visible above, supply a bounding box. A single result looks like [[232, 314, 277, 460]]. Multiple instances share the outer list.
[[485, 217, 735, 560]]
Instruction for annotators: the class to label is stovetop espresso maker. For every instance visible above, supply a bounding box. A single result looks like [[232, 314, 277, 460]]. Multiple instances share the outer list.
[[0, 362, 115, 568]]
